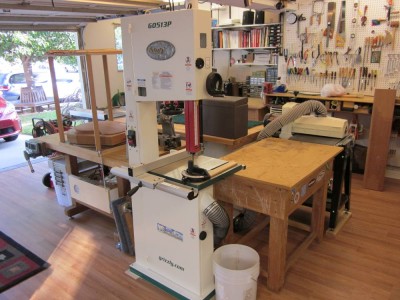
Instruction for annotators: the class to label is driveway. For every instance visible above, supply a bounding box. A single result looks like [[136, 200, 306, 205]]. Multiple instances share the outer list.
[[0, 134, 47, 173]]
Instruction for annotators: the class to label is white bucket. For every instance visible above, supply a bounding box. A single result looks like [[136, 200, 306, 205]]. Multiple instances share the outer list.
[[212, 244, 260, 300]]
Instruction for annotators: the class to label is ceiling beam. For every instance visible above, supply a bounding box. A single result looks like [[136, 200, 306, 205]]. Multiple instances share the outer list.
[[65, 0, 162, 7], [0, 16, 97, 23], [0, 3, 142, 15], [0, 24, 82, 31]]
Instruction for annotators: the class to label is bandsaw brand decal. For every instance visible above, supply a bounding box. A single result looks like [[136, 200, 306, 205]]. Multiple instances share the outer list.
[[146, 40, 175, 60], [157, 223, 183, 241]]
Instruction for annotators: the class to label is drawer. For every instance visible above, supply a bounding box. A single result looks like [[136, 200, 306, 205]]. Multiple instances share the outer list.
[[69, 174, 119, 214]]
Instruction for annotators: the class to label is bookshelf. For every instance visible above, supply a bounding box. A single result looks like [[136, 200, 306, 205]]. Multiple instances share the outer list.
[[212, 23, 281, 67]]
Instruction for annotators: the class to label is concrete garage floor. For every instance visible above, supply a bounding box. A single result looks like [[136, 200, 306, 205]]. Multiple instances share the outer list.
[[0, 134, 47, 173]]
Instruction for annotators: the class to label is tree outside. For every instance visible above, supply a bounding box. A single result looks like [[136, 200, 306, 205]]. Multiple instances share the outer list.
[[0, 31, 77, 89]]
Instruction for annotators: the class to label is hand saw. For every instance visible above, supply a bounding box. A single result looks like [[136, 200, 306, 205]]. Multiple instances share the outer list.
[[325, 2, 336, 48], [336, 0, 346, 48]]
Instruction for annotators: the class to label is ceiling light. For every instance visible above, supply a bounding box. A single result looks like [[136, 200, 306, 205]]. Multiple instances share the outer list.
[[65, 0, 161, 8]]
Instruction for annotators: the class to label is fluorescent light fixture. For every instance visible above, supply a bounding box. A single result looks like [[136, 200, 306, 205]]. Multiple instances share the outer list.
[[65, 0, 161, 8]]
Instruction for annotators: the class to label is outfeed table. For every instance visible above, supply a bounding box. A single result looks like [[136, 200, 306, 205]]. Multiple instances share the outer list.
[[213, 138, 342, 292], [37, 133, 129, 217]]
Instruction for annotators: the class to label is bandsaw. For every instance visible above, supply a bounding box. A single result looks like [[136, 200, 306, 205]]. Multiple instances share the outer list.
[[111, 5, 242, 300]]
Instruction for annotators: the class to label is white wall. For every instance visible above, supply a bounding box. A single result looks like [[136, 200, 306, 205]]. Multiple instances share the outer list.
[[83, 19, 124, 108]]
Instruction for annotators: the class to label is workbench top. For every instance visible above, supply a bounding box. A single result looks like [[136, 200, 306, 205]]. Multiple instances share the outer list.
[[220, 138, 342, 189], [267, 92, 375, 104]]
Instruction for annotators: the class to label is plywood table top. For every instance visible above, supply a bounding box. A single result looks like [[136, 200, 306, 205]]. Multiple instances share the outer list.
[[220, 138, 342, 189]]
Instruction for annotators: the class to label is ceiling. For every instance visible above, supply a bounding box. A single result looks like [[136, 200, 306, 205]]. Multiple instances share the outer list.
[[0, 0, 297, 31], [0, 0, 166, 30]]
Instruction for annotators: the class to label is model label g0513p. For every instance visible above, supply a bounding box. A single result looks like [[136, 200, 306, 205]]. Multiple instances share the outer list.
[[148, 21, 172, 29]]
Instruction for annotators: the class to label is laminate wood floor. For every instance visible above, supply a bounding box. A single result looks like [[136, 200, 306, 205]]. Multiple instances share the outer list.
[[1, 161, 399, 300]]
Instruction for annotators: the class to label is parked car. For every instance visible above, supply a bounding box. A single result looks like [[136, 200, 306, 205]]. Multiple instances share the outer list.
[[0, 94, 22, 142], [0, 71, 81, 104]]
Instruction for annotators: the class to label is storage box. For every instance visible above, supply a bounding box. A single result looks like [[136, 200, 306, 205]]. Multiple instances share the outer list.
[[202, 97, 248, 139], [69, 174, 119, 214]]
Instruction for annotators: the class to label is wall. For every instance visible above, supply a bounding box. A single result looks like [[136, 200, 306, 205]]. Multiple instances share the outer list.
[[83, 19, 124, 108], [210, 0, 400, 98]]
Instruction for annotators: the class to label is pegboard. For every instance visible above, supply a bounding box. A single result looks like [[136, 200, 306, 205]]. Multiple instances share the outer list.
[[280, 0, 400, 97]]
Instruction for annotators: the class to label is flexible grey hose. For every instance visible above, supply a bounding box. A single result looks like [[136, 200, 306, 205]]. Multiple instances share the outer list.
[[234, 209, 258, 233], [203, 201, 230, 247], [257, 100, 327, 141]]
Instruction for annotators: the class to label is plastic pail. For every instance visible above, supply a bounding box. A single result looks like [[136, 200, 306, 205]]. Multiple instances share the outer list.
[[212, 244, 260, 300]]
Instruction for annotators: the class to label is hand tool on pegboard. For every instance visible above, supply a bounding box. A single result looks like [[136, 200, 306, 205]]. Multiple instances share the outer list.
[[389, 20, 399, 50], [386, 0, 394, 22], [384, 30, 393, 47], [336, 0, 346, 48], [361, 5, 368, 26], [355, 47, 362, 65], [349, 0, 359, 48], [297, 14, 306, 39], [358, 39, 368, 92], [325, 2, 336, 48], [310, 0, 324, 26], [371, 19, 387, 26]]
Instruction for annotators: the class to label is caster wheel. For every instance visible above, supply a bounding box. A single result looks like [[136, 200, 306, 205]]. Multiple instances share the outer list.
[[42, 172, 54, 188]]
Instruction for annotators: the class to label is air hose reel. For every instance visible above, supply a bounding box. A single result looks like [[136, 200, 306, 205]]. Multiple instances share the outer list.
[[206, 71, 224, 96]]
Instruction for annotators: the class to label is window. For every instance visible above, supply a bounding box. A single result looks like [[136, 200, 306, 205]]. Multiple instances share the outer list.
[[114, 25, 123, 71]]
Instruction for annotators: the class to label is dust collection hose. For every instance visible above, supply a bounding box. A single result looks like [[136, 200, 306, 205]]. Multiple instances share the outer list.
[[256, 100, 327, 141], [202, 193, 230, 247]]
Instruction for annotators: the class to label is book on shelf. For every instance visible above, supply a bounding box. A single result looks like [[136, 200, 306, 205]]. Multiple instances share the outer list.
[[212, 27, 269, 49]]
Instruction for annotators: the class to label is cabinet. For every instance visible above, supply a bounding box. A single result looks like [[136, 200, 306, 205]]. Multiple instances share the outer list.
[[69, 174, 119, 214]]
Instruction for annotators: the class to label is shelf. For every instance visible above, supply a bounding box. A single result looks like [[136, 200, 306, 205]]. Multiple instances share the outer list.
[[212, 23, 281, 51], [232, 63, 277, 66], [212, 23, 281, 30], [267, 93, 375, 104], [213, 47, 277, 50]]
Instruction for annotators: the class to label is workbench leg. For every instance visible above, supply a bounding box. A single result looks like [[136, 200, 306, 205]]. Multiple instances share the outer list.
[[312, 183, 328, 242], [117, 177, 131, 198], [267, 217, 288, 292]]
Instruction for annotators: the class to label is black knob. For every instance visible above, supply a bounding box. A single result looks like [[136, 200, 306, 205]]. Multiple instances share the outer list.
[[199, 231, 207, 240], [195, 58, 204, 69]]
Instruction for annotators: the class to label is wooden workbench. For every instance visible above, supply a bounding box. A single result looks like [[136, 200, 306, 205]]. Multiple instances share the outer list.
[[213, 138, 342, 292]]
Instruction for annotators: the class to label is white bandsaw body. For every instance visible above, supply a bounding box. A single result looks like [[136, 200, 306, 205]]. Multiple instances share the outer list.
[[111, 7, 238, 300]]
